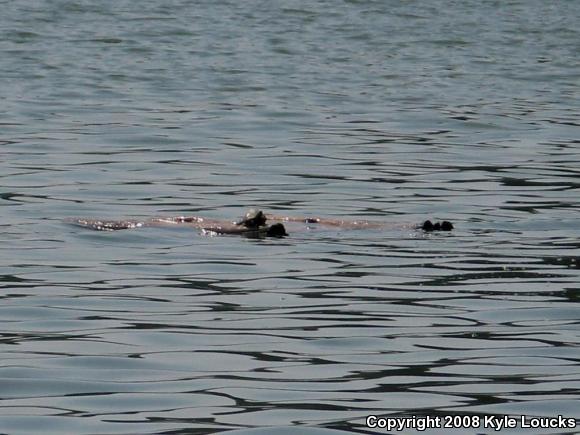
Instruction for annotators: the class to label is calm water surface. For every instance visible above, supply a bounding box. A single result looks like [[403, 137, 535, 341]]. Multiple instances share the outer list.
[[1, 1, 579, 434]]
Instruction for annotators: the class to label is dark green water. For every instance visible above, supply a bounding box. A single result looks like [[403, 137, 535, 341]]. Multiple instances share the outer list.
[[1, 1, 579, 434]]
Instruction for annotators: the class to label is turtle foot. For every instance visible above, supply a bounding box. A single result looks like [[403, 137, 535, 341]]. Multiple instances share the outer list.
[[266, 223, 288, 238], [422, 220, 454, 232]]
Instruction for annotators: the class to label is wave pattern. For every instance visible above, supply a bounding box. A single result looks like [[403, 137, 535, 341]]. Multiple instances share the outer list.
[[1, 0, 579, 434]]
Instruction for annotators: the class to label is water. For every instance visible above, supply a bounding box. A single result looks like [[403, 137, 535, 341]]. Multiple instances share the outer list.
[[1, 0, 579, 434]]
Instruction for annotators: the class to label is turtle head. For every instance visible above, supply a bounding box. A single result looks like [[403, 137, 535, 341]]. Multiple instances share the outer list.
[[237, 209, 267, 228]]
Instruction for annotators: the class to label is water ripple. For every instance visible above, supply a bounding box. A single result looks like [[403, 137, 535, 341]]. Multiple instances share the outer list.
[[2, 0, 580, 433]]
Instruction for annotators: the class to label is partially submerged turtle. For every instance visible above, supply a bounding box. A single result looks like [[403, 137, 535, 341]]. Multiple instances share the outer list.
[[70, 209, 451, 238]]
